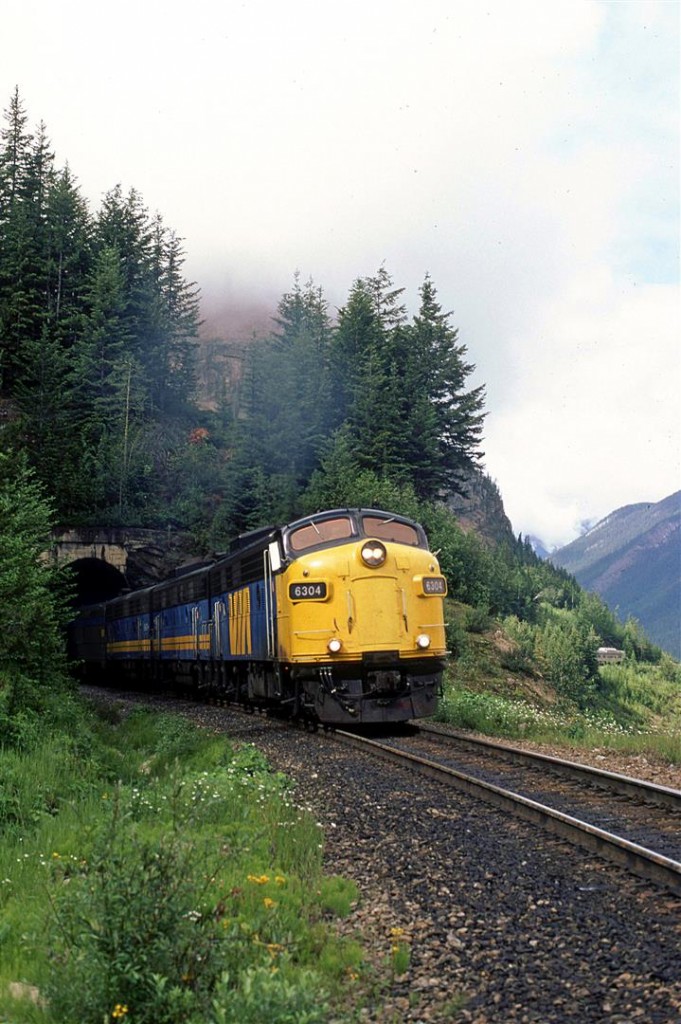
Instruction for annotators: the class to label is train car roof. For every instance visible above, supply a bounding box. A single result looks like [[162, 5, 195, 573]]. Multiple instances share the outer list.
[[227, 524, 278, 553]]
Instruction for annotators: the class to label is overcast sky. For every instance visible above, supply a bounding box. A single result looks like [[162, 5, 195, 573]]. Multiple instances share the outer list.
[[4, 0, 679, 548]]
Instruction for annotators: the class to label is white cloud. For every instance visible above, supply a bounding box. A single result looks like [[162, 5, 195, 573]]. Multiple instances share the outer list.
[[485, 279, 680, 548]]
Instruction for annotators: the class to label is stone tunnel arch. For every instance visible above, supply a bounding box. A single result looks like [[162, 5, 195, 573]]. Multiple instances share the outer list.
[[49, 527, 195, 607], [66, 558, 128, 606]]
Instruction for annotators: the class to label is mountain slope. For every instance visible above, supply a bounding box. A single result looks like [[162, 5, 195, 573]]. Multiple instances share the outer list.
[[551, 492, 680, 658], [448, 471, 516, 547]]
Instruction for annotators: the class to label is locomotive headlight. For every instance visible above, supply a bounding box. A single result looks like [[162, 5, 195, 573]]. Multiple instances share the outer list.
[[416, 633, 431, 649], [361, 541, 387, 567], [327, 638, 343, 654]]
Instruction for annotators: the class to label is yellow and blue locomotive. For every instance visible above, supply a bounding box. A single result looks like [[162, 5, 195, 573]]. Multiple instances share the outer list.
[[70, 508, 448, 725]]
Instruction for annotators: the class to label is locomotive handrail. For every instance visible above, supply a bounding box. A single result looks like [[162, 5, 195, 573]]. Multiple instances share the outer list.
[[263, 550, 276, 659]]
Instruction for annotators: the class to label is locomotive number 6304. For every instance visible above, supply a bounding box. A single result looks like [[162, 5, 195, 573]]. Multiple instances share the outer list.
[[289, 581, 328, 600]]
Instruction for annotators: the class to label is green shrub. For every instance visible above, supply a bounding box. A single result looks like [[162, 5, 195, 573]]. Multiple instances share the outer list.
[[212, 964, 329, 1024], [464, 605, 491, 634], [45, 817, 231, 1024], [444, 608, 468, 658], [501, 616, 537, 673]]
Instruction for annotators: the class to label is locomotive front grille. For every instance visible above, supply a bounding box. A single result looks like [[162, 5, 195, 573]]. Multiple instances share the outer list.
[[362, 650, 400, 664]]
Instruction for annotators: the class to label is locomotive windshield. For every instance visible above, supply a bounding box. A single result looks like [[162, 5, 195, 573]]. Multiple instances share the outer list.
[[288, 515, 355, 552], [285, 510, 426, 555], [360, 515, 420, 546]]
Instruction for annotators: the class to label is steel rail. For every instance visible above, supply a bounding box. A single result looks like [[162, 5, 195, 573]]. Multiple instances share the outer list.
[[415, 722, 681, 810], [334, 729, 681, 895]]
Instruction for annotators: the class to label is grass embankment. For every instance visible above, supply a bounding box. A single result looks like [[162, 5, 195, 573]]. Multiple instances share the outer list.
[[0, 700, 368, 1024], [437, 601, 681, 764]]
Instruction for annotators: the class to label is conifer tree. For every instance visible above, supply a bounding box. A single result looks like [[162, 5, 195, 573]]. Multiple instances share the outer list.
[[0, 89, 53, 392], [0, 451, 69, 700], [146, 217, 200, 413], [333, 267, 434, 489], [227, 276, 334, 522], [410, 274, 486, 497], [44, 166, 92, 347]]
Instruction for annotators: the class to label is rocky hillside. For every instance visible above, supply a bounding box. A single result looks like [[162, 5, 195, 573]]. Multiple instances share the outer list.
[[550, 491, 680, 658], [448, 470, 516, 547]]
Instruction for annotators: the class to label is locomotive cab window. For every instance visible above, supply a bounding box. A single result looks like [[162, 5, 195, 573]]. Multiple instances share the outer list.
[[288, 515, 354, 552], [361, 516, 421, 547]]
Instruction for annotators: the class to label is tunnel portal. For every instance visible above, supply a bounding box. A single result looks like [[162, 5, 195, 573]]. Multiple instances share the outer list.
[[67, 557, 128, 606], [49, 526, 194, 608]]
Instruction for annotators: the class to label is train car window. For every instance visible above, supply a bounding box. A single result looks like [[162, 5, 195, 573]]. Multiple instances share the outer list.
[[288, 516, 354, 552], [361, 516, 421, 546]]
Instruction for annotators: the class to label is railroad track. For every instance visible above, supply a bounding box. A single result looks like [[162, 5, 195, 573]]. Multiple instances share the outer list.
[[332, 724, 681, 894], [82, 685, 681, 893]]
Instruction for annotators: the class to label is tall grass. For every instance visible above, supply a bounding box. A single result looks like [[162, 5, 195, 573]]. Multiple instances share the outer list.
[[438, 661, 681, 765], [0, 705, 365, 1024]]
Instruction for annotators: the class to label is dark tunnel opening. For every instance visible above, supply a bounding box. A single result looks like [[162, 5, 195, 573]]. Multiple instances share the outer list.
[[67, 558, 128, 606]]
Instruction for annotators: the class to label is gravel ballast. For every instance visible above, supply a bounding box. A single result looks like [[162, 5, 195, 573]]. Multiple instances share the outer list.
[[88, 692, 681, 1023]]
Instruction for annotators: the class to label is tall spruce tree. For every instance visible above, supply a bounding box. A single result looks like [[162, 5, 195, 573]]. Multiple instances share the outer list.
[[146, 217, 200, 414], [44, 166, 92, 347], [229, 277, 334, 521], [322, 268, 486, 504], [410, 274, 486, 497], [0, 89, 53, 393], [270, 274, 334, 483]]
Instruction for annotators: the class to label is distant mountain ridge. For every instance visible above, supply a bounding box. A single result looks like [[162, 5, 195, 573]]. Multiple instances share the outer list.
[[550, 492, 681, 658]]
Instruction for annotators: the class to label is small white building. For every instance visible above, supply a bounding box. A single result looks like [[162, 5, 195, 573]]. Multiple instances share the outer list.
[[597, 647, 625, 664]]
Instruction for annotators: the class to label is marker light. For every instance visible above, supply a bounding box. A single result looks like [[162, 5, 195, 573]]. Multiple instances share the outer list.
[[327, 638, 343, 654], [416, 634, 431, 649], [361, 541, 387, 567]]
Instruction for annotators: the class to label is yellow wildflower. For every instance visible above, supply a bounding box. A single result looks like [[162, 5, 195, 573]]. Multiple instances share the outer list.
[[111, 1005, 129, 1020], [390, 926, 405, 937], [263, 897, 277, 909], [247, 874, 270, 885]]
